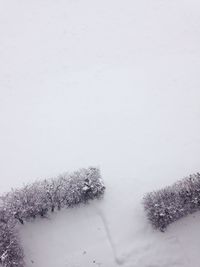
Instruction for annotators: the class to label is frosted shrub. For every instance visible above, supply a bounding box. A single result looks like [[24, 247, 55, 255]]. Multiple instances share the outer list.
[[2, 167, 105, 224], [0, 209, 24, 267], [143, 173, 200, 231], [0, 167, 105, 266]]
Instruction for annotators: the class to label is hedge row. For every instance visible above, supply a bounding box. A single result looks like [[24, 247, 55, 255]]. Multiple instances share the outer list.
[[0, 211, 24, 267], [0, 167, 105, 266], [143, 173, 200, 231]]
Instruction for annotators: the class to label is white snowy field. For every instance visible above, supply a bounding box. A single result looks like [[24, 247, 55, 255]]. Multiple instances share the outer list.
[[0, 0, 200, 266]]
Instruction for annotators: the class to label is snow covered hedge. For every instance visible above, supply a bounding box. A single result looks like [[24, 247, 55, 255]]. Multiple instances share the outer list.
[[0, 210, 24, 267], [143, 173, 200, 231], [0, 167, 105, 266]]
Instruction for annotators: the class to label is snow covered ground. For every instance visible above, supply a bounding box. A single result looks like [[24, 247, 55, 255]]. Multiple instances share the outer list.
[[1, 0, 200, 266]]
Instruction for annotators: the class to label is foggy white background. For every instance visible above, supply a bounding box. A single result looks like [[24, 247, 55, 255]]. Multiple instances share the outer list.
[[0, 1, 200, 266]]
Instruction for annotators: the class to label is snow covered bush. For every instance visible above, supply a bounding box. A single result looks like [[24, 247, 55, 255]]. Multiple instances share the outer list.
[[0, 209, 24, 267], [1, 167, 105, 224], [143, 173, 200, 231], [0, 167, 105, 266]]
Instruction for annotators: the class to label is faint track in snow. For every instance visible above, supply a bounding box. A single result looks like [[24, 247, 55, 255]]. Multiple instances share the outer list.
[[95, 205, 186, 267], [94, 206, 124, 265]]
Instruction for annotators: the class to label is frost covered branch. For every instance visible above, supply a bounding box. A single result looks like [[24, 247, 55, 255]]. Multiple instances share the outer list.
[[143, 173, 200, 231]]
